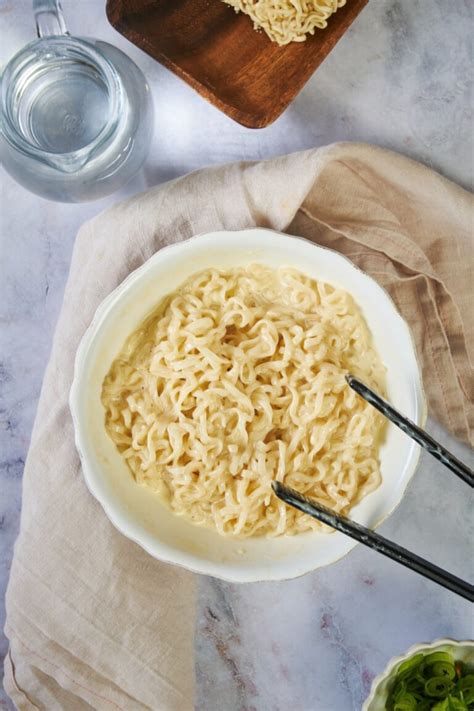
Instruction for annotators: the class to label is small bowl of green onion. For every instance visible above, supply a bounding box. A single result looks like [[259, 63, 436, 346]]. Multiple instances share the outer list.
[[363, 639, 474, 711]]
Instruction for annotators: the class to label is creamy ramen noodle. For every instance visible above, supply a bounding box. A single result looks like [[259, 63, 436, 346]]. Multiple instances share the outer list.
[[102, 264, 386, 537], [222, 0, 347, 46]]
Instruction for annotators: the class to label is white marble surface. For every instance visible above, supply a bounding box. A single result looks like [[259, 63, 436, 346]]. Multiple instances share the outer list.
[[1, 0, 473, 709]]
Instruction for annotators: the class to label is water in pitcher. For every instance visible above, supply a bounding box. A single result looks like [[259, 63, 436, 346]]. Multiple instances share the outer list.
[[1, 0, 152, 201], [1, 36, 153, 201], [15, 56, 110, 154]]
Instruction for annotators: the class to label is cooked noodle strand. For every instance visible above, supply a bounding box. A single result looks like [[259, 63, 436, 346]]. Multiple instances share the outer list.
[[222, 0, 347, 45], [102, 265, 386, 538]]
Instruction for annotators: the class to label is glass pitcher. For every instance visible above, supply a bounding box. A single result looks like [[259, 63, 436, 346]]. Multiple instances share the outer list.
[[0, 0, 153, 202]]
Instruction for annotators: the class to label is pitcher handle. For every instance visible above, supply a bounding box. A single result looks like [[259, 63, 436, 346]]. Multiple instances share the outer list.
[[33, 0, 69, 37]]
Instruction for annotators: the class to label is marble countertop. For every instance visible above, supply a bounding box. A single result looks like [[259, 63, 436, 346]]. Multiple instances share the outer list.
[[1, 1, 472, 709]]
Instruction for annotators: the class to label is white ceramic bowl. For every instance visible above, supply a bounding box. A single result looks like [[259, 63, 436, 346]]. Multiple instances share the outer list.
[[363, 639, 474, 710], [70, 228, 425, 582]]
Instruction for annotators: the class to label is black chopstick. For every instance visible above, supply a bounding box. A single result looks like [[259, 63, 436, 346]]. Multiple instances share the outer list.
[[272, 482, 474, 602], [346, 375, 474, 488]]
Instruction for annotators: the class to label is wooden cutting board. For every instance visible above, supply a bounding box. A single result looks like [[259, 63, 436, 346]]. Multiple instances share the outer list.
[[106, 0, 369, 128]]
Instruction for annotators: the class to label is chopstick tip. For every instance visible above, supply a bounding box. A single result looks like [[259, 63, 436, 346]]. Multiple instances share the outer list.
[[271, 480, 282, 496], [345, 373, 354, 386]]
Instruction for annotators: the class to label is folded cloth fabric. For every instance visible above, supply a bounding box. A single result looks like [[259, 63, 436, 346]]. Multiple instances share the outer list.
[[4, 142, 473, 710]]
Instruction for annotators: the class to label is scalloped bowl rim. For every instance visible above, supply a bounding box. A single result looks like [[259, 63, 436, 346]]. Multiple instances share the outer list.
[[69, 228, 426, 582], [363, 638, 474, 710]]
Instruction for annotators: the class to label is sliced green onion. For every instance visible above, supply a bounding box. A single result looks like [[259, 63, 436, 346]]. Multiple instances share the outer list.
[[406, 676, 424, 693], [459, 686, 474, 705], [456, 675, 474, 705], [457, 673, 474, 690], [425, 676, 455, 697], [396, 654, 425, 678], [430, 696, 468, 711], [431, 700, 448, 711], [445, 697, 468, 711], [432, 661, 456, 680], [424, 652, 454, 666], [386, 650, 473, 710], [393, 692, 417, 711]]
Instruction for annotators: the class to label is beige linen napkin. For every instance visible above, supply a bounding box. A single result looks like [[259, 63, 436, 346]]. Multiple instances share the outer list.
[[4, 142, 473, 710]]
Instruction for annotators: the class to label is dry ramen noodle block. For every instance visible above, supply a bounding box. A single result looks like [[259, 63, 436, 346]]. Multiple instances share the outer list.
[[102, 265, 386, 538], [222, 0, 347, 46]]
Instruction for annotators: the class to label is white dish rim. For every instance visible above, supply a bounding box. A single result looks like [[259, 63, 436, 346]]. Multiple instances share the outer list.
[[69, 228, 427, 582], [362, 638, 474, 710]]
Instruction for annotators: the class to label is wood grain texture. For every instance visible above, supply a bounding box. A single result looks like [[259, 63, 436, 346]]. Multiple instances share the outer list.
[[106, 0, 369, 128]]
